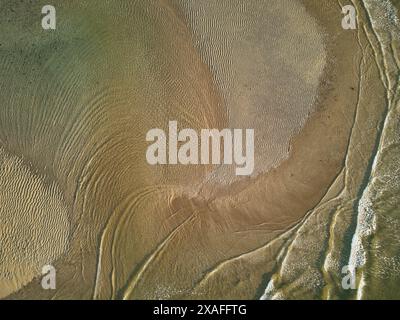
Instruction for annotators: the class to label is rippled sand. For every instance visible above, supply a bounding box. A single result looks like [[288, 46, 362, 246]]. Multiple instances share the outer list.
[[0, 0, 399, 299]]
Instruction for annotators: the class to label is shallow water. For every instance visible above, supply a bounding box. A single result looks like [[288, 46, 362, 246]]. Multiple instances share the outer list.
[[0, 0, 399, 300], [262, 0, 400, 300], [174, 0, 327, 180]]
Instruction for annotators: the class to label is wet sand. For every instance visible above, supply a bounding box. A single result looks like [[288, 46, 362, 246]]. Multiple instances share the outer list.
[[0, 0, 398, 300]]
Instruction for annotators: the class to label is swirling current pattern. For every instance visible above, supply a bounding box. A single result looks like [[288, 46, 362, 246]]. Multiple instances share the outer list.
[[0, 0, 399, 300]]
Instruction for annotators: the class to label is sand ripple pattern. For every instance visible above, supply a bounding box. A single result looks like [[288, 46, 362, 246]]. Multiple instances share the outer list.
[[0, 0, 399, 300]]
